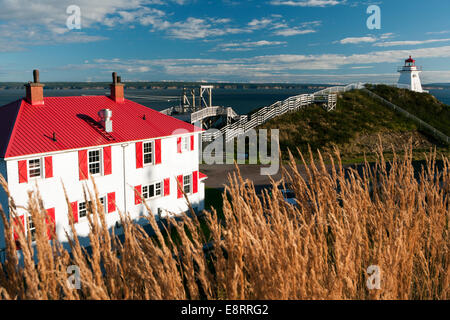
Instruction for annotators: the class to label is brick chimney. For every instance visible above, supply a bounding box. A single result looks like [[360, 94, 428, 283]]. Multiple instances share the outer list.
[[25, 70, 45, 106], [110, 72, 124, 103]]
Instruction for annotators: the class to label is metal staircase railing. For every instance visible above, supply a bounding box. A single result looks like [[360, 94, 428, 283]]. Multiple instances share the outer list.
[[202, 83, 366, 142]]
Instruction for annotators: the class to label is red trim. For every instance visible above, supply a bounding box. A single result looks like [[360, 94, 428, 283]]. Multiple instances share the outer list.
[[71, 201, 78, 224], [44, 156, 53, 178], [46, 208, 56, 240], [18, 160, 28, 183], [193, 171, 198, 194], [13, 215, 25, 241], [103, 146, 112, 175], [78, 150, 88, 181], [155, 139, 162, 165], [177, 137, 182, 153], [177, 175, 183, 199], [136, 142, 143, 169], [107, 192, 116, 213], [164, 178, 170, 196], [134, 185, 142, 205], [13, 215, 25, 250], [190, 135, 194, 151]]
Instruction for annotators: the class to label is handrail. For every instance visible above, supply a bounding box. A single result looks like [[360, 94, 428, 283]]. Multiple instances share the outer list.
[[201, 82, 363, 142], [362, 88, 449, 145]]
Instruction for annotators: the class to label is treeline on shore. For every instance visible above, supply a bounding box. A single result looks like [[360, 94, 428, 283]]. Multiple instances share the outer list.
[[0, 82, 334, 91]]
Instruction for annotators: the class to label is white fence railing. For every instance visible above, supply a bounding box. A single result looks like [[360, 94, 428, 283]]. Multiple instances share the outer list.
[[190, 106, 240, 124], [202, 83, 363, 142], [362, 88, 449, 145]]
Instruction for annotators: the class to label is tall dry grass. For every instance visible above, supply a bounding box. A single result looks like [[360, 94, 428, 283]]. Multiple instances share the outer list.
[[0, 144, 448, 300]]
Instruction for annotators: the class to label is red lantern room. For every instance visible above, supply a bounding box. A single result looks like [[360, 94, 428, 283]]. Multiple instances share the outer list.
[[405, 55, 416, 67]]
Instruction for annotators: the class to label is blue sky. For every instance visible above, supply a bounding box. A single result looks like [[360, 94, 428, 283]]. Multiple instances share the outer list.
[[1, 0, 450, 84]]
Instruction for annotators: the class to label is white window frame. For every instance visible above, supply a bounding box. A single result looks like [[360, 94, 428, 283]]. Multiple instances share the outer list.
[[28, 158, 43, 180], [79, 196, 106, 220], [142, 181, 163, 200], [183, 174, 191, 195], [143, 141, 154, 166], [88, 149, 102, 176], [181, 136, 190, 152], [27, 214, 36, 242]]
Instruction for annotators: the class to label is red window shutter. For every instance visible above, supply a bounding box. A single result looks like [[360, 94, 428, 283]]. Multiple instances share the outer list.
[[136, 142, 143, 169], [78, 150, 88, 181], [103, 146, 112, 175], [190, 135, 195, 151], [71, 201, 78, 224], [134, 185, 142, 205], [107, 192, 116, 213], [193, 171, 198, 194], [155, 139, 162, 165], [164, 178, 170, 196], [177, 175, 183, 199], [13, 215, 25, 242], [177, 137, 182, 153], [45, 208, 56, 240], [44, 156, 53, 179], [18, 160, 28, 184]]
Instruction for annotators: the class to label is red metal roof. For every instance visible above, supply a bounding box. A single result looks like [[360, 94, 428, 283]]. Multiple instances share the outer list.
[[199, 172, 208, 180], [0, 96, 201, 158]]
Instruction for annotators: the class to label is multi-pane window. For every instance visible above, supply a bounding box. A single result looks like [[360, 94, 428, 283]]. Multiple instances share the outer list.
[[183, 175, 191, 194], [143, 181, 162, 199], [88, 150, 101, 175], [79, 196, 106, 219], [181, 136, 190, 152], [143, 142, 153, 165], [28, 159, 41, 178], [28, 215, 36, 241], [79, 201, 88, 219]]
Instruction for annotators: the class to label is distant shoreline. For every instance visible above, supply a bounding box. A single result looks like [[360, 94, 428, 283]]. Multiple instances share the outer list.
[[0, 82, 331, 91], [0, 82, 448, 91]]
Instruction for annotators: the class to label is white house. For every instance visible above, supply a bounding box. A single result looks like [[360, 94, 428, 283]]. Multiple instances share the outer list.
[[0, 70, 207, 255]]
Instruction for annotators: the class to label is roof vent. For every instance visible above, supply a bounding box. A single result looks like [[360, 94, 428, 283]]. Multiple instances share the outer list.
[[98, 109, 113, 133]]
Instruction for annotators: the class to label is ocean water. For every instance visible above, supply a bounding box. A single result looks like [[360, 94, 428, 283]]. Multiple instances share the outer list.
[[1, 87, 449, 115]]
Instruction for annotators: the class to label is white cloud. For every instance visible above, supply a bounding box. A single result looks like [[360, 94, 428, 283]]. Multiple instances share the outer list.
[[374, 38, 450, 47], [248, 18, 274, 30], [339, 36, 377, 44], [270, 0, 342, 7], [426, 30, 450, 35], [70, 45, 450, 83], [213, 40, 287, 52], [274, 29, 316, 36]]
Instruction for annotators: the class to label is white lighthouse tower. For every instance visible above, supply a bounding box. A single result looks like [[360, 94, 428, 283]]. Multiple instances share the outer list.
[[397, 56, 423, 93]]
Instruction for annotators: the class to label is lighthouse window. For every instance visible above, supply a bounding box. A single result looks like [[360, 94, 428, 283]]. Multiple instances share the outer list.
[[143, 142, 153, 165], [28, 158, 42, 178], [88, 150, 101, 175]]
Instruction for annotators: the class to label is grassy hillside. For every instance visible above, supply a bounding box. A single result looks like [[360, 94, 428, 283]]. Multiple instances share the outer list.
[[259, 87, 449, 162], [366, 84, 450, 136]]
